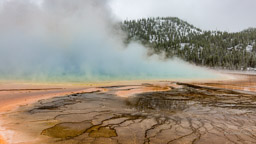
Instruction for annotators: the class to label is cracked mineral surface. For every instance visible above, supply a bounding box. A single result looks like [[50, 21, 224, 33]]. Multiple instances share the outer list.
[[1, 75, 256, 144]]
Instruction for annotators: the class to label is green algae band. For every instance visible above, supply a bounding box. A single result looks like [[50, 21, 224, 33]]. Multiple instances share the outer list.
[[41, 121, 117, 139], [41, 121, 92, 139], [87, 126, 117, 138]]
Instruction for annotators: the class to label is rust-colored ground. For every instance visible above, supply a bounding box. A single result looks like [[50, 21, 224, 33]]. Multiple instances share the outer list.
[[0, 73, 255, 144], [0, 83, 106, 113], [0, 136, 6, 144]]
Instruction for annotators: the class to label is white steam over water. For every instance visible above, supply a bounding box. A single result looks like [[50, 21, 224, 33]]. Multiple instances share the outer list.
[[0, 0, 218, 82]]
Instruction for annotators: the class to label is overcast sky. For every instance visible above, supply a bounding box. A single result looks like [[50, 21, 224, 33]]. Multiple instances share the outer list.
[[109, 0, 256, 32]]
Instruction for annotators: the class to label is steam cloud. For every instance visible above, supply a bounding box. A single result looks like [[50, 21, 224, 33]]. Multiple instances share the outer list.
[[0, 0, 218, 82]]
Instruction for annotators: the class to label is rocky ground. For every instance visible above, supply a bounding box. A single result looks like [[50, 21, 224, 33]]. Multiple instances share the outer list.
[[1, 77, 256, 144]]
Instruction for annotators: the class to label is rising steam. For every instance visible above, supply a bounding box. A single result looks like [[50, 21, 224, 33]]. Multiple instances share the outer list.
[[0, 0, 218, 82]]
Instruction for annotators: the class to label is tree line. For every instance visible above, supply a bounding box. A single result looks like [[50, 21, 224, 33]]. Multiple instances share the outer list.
[[121, 17, 256, 70]]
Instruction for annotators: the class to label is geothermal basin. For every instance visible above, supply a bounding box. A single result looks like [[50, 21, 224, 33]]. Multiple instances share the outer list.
[[0, 73, 256, 144]]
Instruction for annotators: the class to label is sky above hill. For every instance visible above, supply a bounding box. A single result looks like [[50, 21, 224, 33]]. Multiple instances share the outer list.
[[109, 0, 256, 32]]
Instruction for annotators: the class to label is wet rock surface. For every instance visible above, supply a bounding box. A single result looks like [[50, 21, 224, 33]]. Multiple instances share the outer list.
[[2, 82, 256, 144]]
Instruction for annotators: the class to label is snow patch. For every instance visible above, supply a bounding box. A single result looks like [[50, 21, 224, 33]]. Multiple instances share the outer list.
[[246, 45, 253, 52]]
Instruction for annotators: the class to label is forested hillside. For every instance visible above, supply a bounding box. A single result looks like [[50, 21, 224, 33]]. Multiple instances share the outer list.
[[121, 17, 256, 70]]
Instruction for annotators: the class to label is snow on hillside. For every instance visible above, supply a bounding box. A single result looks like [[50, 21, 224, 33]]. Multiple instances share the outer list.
[[122, 17, 202, 44]]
